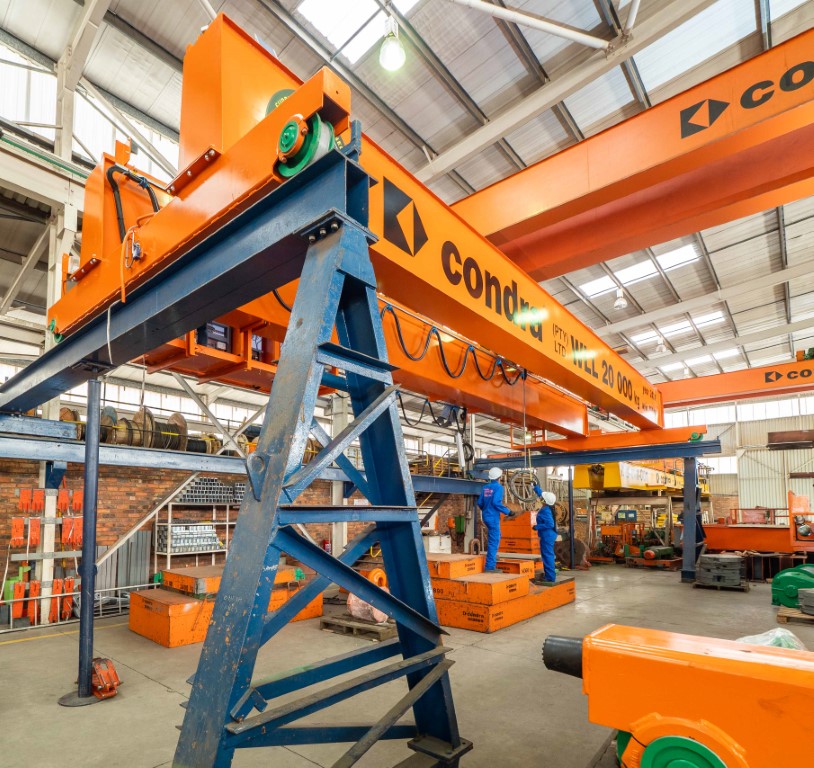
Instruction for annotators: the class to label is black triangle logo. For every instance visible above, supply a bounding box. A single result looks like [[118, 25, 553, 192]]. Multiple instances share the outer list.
[[383, 178, 428, 257], [680, 99, 729, 138], [765, 370, 782, 383]]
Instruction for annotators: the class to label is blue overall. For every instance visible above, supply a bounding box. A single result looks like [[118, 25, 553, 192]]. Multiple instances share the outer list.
[[532, 484, 557, 582], [476, 480, 512, 570]]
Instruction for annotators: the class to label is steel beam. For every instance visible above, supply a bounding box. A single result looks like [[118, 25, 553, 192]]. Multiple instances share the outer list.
[[0, 152, 366, 412], [0, 226, 49, 315], [475, 439, 722, 470], [417, 0, 716, 183]]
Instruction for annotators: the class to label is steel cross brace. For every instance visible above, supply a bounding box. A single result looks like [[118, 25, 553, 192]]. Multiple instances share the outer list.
[[174, 221, 468, 767]]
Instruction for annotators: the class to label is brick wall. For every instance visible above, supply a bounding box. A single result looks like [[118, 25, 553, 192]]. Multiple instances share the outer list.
[[0, 460, 469, 570], [711, 494, 739, 522]]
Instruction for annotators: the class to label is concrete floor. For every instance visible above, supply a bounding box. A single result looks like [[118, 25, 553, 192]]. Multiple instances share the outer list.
[[3, 567, 812, 768]]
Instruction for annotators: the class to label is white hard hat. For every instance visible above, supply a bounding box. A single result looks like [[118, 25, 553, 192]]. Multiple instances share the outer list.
[[488, 467, 503, 480], [542, 491, 556, 506]]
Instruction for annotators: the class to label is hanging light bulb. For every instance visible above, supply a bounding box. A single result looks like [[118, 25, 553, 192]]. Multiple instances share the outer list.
[[613, 288, 628, 310], [656, 336, 667, 354], [379, 15, 406, 72]]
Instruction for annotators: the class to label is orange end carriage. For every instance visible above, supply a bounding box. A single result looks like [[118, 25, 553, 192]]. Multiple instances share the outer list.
[[543, 624, 814, 768]]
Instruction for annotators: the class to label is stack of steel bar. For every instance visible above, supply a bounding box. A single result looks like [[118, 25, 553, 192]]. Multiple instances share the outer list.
[[497, 510, 540, 555], [128, 564, 322, 647], [695, 554, 744, 587], [798, 588, 814, 615], [426, 554, 574, 633]]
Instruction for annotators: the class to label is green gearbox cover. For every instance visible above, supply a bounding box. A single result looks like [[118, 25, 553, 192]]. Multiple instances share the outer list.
[[771, 564, 814, 608]]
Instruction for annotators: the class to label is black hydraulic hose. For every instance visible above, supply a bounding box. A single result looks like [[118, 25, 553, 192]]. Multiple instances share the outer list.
[[542, 636, 584, 679], [106, 164, 163, 242]]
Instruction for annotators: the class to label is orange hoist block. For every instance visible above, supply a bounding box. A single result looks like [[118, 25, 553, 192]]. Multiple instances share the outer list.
[[57, 489, 70, 513], [62, 577, 75, 620], [27, 518, 41, 548], [91, 658, 121, 700], [18, 489, 32, 512], [72, 489, 83, 513], [50, 579, 64, 624], [31, 490, 45, 513], [11, 581, 25, 619], [26, 580, 41, 624], [10, 517, 24, 548]]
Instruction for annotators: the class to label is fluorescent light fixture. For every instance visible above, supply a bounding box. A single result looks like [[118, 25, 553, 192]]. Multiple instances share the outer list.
[[714, 348, 739, 360], [613, 288, 628, 310], [579, 275, 615, 297], [686, 354, 713, 366], [298, 0, 418, 64], [656, 244, 699, 271], [615, 260, 657, 285], [659, 362, 684, 372], [683, 366, 690, 377]]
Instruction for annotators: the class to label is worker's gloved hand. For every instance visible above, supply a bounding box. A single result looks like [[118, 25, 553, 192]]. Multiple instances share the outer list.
[[505, 512, 517, 520]]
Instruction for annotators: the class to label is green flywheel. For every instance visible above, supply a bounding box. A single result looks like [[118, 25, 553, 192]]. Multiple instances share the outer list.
[[640, 736, 727, 768]]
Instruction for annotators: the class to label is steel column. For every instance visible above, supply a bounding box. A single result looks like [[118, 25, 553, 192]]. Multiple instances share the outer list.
[[58, 376, 102, 707], [681, 457, 703, 583], [568, 467, 575, 569]]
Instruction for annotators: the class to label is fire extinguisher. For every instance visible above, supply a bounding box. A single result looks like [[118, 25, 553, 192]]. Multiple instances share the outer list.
[[322, 539, 332, 555]]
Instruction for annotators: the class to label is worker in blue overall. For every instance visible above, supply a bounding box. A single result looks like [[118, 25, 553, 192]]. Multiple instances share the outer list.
[[477, 467, 513, 573], [532, 483, 558, 583]]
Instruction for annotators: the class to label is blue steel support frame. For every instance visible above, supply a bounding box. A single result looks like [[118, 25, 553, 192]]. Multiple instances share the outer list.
[[174, 221, 469, 765], [681, 457, 705, 583]]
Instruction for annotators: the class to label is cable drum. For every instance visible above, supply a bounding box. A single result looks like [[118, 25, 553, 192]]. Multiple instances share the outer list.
[[507, 469, 540, 507], [111, 418, 134, 445], [60, 407, 85, 440], [100, 406, 118, 443]]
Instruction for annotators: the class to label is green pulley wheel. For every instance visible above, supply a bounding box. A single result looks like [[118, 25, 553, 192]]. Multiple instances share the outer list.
[[641, 736, 726, 768], [276, 112, 335, 178]]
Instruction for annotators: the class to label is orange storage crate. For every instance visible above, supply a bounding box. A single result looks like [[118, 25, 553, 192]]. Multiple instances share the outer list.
[[431, 572, 529, 605], [162, 564, 299, 595], [435, 579, 575, 633], [129, 588, 214, 647], [426, 553, 484, 579]]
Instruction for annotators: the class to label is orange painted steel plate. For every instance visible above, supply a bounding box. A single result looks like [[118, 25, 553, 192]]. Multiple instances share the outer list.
[[453, 29, 814, 280], [435, 579, 575, 633], [660, 359, 814, 408], [425, 553, 485, 579], [583, 623, 814, 768], [703, 524, 793, 553], [430, 572, 529, 605], [495, 559, 536, 578]]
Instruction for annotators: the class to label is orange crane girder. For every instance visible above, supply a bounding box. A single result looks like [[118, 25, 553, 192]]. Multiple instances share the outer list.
[[452, 28, 814, 280], [660, 358, 814, 408], [47, 14, 662, 430]]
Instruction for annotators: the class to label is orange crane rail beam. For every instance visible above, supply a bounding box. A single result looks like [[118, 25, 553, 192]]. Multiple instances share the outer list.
[[46, 16, 661, 430], [660, 358, 814, 408], [452, 29, 814, 280], [539, 425, 706, 453]]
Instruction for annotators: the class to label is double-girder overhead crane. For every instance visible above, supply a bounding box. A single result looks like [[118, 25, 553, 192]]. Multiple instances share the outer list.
[[7, 13, 809, 768]]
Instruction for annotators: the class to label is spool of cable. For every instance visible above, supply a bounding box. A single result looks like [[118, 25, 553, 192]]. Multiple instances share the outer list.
[[186, 435, 209, 454], [131, 407, 152, 447], [507, 469, 540, 506], [111, 418, 134, 445], [100, 406, 117, 443], [59, 406, 84, 440]]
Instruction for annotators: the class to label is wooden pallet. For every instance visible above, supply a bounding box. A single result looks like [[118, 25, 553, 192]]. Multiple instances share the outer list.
[[319, 614, 397, 641], [776, 605, 814, 625], [692, 580, 751, 593], [626, 557, 682, 571]]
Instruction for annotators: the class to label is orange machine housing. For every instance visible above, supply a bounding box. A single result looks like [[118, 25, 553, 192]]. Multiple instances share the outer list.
[[580, 624, 814, 768], [47, 14, 664, 434]]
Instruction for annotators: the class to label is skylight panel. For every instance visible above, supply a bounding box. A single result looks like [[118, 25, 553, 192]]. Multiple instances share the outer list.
[[713, 348, 739, 360], [686, 354, 713, 366], [631, 329, 660, 344], [298, 0, 419, 64], [659, 362, 684, 372], [656, 244, 699, 271], [579, 275, 615, 297], [615, 260, 657, 285], [695, 311, 724, 327], [659, 320, 692, 337]]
